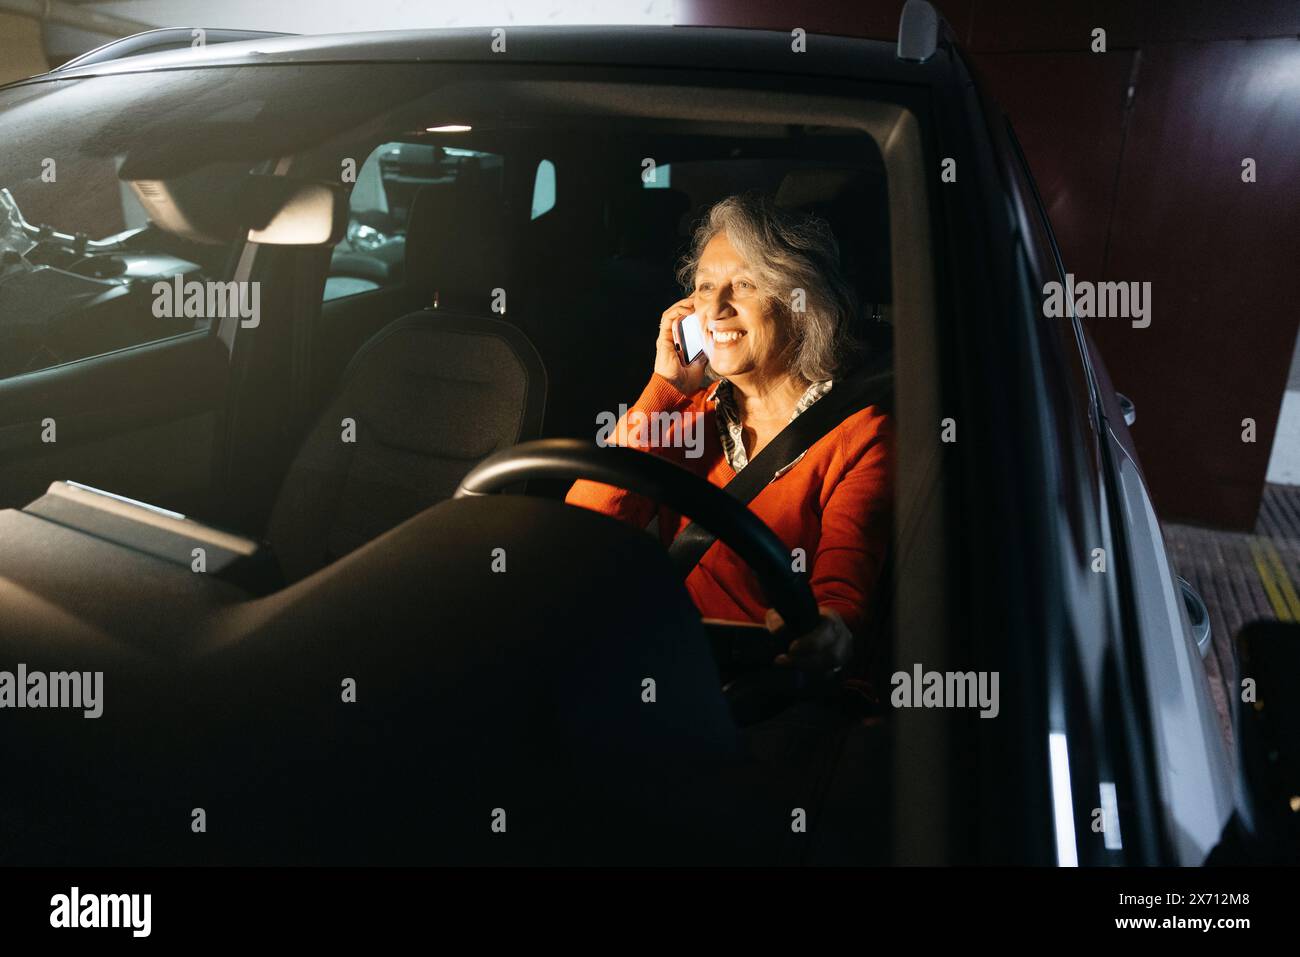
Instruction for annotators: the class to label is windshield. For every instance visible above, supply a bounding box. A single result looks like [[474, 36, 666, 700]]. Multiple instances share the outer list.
[[0, 188, 37, 257], [0, 56, 952, 869], [0, 63, 899, 380]]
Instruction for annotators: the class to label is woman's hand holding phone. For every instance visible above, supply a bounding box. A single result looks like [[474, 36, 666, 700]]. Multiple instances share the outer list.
[[655, 297, 709, 395]]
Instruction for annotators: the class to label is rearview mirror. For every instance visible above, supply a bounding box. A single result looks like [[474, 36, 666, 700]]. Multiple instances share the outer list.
[[127, 173, 346, 246], [241, 176, 347, 246]]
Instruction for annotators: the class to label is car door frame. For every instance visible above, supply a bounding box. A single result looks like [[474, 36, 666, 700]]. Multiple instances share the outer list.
[[997, 105, 1236, 864]]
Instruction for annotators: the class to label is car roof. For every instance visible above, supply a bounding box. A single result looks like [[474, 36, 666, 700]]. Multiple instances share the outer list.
[[9, 25, 953, 89]]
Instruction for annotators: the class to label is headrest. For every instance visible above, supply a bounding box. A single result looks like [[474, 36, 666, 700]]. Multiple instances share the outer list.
[[404, 183, 510, 313], [774, 167, 890, 308], [610, 188, 690, 258], [775, 168, 862, 209], [339, 311, 545, 456]]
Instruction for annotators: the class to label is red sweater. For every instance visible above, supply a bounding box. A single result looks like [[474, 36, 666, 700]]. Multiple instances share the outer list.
[[565, 373, 893, 635]]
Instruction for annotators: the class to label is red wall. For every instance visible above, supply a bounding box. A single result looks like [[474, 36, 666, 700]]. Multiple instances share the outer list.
[[677, 1, 1300, 529]]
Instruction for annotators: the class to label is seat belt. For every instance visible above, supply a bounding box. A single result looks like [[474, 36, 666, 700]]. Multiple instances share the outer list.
[[667, 356, 893, 577]]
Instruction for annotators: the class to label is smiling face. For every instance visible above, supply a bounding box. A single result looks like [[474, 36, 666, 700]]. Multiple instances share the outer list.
[[693, 231, 790, 382]]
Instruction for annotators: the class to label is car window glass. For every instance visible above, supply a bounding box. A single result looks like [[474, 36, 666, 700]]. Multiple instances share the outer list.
[[643, 162, 670, 188], [0, 153, 249, 380], [324, 142, 504, 303], [531, 159, 556, 219]]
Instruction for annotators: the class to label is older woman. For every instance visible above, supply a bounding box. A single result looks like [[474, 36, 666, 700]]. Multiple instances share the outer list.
[[566, 193, 893, 675]]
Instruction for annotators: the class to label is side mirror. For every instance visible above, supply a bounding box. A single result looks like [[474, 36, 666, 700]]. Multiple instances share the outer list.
[[1178, 576, 1212, 658], [1208, 619, 1300, 863]]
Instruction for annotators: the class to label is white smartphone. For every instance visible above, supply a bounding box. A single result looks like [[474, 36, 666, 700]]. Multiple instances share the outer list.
[[673, 312, 707, 365]]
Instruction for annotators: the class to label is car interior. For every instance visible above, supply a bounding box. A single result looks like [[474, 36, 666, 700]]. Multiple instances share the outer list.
[[0, 66, 951, 863]]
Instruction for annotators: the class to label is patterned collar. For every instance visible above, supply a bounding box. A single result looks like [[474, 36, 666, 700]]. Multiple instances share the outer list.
[[709, 377, 834, 473]]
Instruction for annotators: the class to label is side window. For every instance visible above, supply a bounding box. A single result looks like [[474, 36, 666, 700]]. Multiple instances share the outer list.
[[0, 160, 247, 380], [1003, 120, 1098, 428], [531, 159, 556, 219], [324, 142, 504, 302], [643, 162, 671, 188], [1000, 116, 1104, 544]]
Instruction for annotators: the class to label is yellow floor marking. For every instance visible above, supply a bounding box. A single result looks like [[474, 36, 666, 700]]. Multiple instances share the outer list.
[[1249, 539, 1293, 621], [1261, 539, 1300, 620]]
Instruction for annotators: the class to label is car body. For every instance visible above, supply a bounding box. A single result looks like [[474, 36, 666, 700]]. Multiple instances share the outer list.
[[0, 13, 1243, 865]]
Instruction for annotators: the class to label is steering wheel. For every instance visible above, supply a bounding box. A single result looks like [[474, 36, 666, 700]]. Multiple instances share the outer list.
[[454, 438, 820, 636]]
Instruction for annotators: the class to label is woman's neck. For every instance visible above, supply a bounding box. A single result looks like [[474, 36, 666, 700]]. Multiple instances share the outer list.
[[729, 367, 808, 425]]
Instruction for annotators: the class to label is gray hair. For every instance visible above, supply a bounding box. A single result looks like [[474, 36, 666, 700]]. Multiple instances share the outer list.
[[676, 192, 859, 383]]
